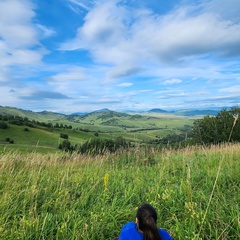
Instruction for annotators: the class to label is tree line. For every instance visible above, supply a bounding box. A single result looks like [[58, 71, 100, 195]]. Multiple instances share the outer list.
[[147, 107, 240, 147], [192, 107, 240, 144], [0, 114, 72, 129], [59, 136, 130, 154]]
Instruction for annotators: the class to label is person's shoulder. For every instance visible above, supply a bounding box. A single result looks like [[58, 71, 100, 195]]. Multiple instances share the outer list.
[[119, 222, 139, 240], [121, 222, 136, 231], [159, 228, 173, 240]]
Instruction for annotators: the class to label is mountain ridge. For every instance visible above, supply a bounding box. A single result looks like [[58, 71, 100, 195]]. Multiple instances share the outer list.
[[0, 105, 220, 121]]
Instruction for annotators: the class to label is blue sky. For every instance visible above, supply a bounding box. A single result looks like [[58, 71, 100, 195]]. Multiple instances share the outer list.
[[1, 0, 240, 113]]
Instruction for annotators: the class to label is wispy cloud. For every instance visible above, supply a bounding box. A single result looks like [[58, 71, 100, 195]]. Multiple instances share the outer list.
[[60, 0, 240, 82], [1, 0, 240, 112], [219, 85, 240, 93], [36, 24, 55, 38], [20, 90, 71, 100], [117, 82, 133, 87], [162, 79, 182, 85], [68, 0, 92, 11]]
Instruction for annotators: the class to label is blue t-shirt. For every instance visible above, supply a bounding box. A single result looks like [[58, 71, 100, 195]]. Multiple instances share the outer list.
[[119, 222, 173, 240]]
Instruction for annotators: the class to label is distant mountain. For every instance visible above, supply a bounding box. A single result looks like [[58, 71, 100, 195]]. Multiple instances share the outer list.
[[71, 112, 88, 116], [0, 105, 220, 122], [175, 109, 219, 116], [81, 109, 129, 121], [92, 108, 110, 113], [148, 108, 168, 113], [71, 108, 111, 116]]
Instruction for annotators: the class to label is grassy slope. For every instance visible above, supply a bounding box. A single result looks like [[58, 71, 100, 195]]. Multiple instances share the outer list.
[[0, 144, 239, 239], [0, 124, 92, 153], [0, 106, 65, 122], [0, 109, 194, 153]]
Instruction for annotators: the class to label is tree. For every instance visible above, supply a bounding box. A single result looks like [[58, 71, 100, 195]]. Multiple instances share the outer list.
[[0, 121, 8, 129], [60, 140, 72, 152], [60, 133, 68, 139], [192, 107, 240, 144], [78, 137, 129, 155]]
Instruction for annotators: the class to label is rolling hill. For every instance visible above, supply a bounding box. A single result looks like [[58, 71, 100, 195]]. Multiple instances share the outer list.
[[0, 106, 195, 153]]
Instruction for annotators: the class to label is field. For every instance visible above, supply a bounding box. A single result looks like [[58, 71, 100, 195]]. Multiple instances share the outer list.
[[0, 109, 194, 153], [0, 144, 239, 239]]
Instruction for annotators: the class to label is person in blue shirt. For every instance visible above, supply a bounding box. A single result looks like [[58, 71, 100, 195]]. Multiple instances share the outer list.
[[117, 203, 173, 240]]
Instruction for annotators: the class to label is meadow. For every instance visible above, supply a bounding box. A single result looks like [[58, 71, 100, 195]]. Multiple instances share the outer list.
[[0, 109, 193, 153], [0, 144, 239, 239]]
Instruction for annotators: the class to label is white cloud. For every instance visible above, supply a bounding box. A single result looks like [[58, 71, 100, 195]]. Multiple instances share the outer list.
[[117, 82, 133, 87], [0, 0, 48, 67], [162, 79, 182, 85], [1, 0, 239, 112], [203, 0, 240, 21], [36, 24, 55, 38], [50, 67, 86, 82], [68, 0, 91, 11], [48, 66, 89, 94], [0, 0, 37, 48], [157, 92, 188, 99], [60, 0, 240, 82], [219, 85, 240, 93]]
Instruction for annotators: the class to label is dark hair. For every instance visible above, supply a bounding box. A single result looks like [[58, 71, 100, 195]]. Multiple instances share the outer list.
[[136, 203, 162, 240]]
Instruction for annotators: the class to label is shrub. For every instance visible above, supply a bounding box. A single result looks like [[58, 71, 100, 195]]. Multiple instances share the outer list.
[[60, 133, 69, 139], [78, 137, 129, 155], [0, 121, 8, 129], [192, 107, 240, 144], [59, 140, 73, 152]]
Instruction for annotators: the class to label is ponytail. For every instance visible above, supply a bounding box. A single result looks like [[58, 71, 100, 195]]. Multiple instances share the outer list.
[[136, 204, 162, 240]]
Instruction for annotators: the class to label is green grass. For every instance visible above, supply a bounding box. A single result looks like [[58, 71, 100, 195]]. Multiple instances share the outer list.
[[0, 106, 66, 122], [0, 144, 239, 239], [0, 114, 193, 153]]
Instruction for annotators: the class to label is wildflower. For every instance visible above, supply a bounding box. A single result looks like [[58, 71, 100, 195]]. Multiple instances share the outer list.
[[104, 173, 109, 191]]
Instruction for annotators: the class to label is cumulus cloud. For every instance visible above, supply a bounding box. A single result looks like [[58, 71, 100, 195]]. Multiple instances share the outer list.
[[60, 0, 240, 82], [1, 0, 239, 112], [0, 0, 48, 67]]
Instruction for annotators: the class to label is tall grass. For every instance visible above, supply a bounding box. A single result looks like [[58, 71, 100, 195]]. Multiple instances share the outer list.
[[0, 144, 239, 239]]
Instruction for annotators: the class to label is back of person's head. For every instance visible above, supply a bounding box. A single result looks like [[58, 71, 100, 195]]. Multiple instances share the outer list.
[[136, 203, 162, 240]]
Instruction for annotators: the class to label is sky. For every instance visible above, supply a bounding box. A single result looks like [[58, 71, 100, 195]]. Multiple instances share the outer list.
[[0, 0, 240, 113]]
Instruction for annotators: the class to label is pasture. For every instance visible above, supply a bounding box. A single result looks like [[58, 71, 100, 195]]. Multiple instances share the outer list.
[[0, 111, 193, 153], [0, 144, 239, 239]]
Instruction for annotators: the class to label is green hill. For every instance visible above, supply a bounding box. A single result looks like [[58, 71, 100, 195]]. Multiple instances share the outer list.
[[0, 106, 65, 122], [0, 106, 194, 153]]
